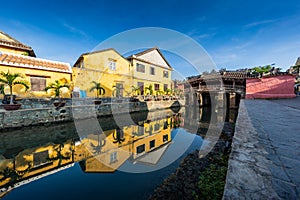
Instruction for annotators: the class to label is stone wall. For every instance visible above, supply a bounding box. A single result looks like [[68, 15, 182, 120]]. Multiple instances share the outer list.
[[0, 98, 182, 130]]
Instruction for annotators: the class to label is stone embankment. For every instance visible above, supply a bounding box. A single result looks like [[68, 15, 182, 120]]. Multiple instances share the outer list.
[[149, 122, 235, 200], [0, 98, 182, 130]]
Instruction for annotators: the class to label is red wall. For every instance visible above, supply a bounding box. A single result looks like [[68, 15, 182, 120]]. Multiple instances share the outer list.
[[246, 75, 296, 99]]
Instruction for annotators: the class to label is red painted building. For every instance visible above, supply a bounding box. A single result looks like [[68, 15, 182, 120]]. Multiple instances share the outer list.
[[246, 75, 296, 99]]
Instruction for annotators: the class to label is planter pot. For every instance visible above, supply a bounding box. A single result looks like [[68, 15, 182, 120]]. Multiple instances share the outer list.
[[3, 104, 21, 111], [94, 100, 102, 105], [53, 101, 66, 108]]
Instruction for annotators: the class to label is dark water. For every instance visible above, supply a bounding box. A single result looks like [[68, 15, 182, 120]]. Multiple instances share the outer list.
[[0, 106, 224, 200]]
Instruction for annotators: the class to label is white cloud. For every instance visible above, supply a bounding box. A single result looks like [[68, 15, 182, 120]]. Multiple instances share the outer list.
[[62, 23, 89, 39], [244, 19, 277, 28]]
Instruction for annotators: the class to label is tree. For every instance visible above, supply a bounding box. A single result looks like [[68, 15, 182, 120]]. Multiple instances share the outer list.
[[156, 90, 164, 96], [251, 65, 272, 74], [113, 129, 125, 144], [0, 71, 29, 104], [90, 81, 105, 98], [145, 84, 154, 95], [131, 86, 140, 96], [112, 84, 123, 97], [164, 88, 172, 95], [0, 84, 5, 95], [45, 80, 70, 98]]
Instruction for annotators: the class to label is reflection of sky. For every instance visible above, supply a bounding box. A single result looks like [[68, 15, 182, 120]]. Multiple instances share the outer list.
[[118, 128, 203, 173]]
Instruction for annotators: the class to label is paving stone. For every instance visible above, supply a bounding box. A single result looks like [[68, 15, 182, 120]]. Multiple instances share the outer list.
[[272, 178, 298, 199], [224, 97, 300, 199]]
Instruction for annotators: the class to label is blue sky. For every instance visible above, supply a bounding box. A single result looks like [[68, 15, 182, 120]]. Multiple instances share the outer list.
[[1, 0, 300, 77]]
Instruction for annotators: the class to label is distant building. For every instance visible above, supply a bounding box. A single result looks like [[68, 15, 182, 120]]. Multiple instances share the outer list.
[[0, 31, 72, 98]]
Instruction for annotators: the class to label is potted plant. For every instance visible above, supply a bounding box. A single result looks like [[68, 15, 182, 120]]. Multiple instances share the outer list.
[[90, 81, 105, 105], [130, 86, 140, 102], [145, 85, 154, 101], [155, 90, 164, 101], [112, 84, 123, 103], [0, 71, 29, 111], [164, 88, 172, 100], [45, 80, 70, 108]]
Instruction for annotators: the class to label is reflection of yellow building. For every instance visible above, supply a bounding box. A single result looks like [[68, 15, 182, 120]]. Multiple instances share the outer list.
[[72, 49, 132, 97], [0, 31, 72, 98], [0, 112, 179, 193], [77, 117, 173, 173], [0, 140, 74, 189]]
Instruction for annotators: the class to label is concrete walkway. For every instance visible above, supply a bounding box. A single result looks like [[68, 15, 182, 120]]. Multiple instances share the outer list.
[[223, 97, 300, 199]]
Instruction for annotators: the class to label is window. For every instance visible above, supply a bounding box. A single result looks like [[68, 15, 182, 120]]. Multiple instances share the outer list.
[[30, 77, 46, 91], [138, 82, 144, 95], [136, 63, 145, 73], [163, 134, 168, 142], [154, 84, 160, 91], [149, 140, 155, 149], [110, 152, 117, 163], [109, 60, 116, 70], [154, 123, 160, 131], [33, 150, 50, 167], [150, 67, 155, 75], [163, 70, 169, 78], [136, 144, 145, 154], [164, 84, 168, 91]]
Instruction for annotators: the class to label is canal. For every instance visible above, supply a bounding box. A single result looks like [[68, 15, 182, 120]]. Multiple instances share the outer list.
[[0, 105, 230, 199]]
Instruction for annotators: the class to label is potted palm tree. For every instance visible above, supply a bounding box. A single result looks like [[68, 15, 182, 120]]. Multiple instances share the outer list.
[[164, 88, 172, 100], [156, 90, 164, 101], [90, 81, 105, 105], [112, 84, 123, 103], [0, 71, 29, 111], [45, 80, 70, 108], [130, 86, 140, 102], [145, 85, 154, 101]]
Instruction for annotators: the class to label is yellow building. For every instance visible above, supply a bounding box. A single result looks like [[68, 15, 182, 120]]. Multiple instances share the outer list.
[[127, 47, 173, 95], [0, 31, 72, 98], [72, 48, 132, 97], [0, 30, 35, 57], [72, 47, 173, 98]]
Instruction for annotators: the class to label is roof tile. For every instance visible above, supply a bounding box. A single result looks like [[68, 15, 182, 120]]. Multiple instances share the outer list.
[[0, 52, 71, 73]]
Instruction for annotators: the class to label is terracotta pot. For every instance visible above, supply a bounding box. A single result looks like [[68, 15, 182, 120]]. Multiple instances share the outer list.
[[3, 104, 21, 111], [94, 100, 102, 105], [53, 101, 66, 108]]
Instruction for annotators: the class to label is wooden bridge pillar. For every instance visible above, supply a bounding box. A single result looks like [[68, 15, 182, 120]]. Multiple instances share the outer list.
[[229, 92, 237, 108]]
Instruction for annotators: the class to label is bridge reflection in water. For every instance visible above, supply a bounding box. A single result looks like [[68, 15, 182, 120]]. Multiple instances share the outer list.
[[0, 105, 232, 199]]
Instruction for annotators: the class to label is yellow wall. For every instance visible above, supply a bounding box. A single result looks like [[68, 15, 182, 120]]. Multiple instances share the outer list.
[[0, 65, 72, 98], [72, 49, 132, 97], [0, 46, 28, 55], [131, 59, 173, 95]]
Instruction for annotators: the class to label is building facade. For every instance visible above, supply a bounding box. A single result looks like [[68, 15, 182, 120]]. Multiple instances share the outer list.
[[72, 48, 132, 97], [0, 31, 72, 98], [127, 47, 173, 95], [72, 47, 173, 98]]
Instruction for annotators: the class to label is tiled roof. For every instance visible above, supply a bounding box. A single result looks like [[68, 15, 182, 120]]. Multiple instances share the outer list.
[[0, 52, 72, 73], [0, 31, 36, 57], [222, 71, 248, 79]]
